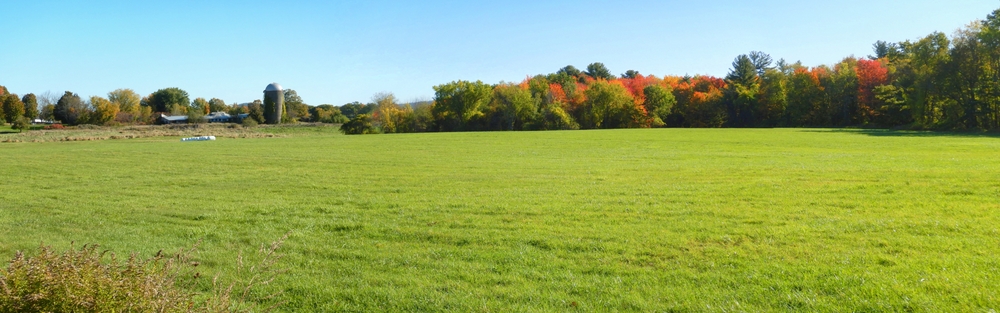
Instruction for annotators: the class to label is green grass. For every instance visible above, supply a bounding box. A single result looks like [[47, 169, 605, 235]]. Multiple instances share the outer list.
[[1, 127, 999, 312]]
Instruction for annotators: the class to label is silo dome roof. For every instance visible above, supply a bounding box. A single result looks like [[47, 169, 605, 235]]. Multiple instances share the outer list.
[[264, 83, 283, 92]]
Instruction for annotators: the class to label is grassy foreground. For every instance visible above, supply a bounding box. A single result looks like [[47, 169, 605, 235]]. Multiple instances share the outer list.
[[1, 127, 999, 312]]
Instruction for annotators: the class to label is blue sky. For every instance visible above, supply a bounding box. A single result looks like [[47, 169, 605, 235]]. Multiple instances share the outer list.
[[1, 0, 997, 105]]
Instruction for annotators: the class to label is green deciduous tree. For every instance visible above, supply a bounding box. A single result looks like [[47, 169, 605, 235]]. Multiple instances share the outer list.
[[56, 92, 88, 125], [11, 116, 30, 132], [248, 100, 265, 124], [21, 94, 38, 120], [208, 98, 227, 113], [581, 80, 640, 128], [758, 68, 788, 126], [786, 68, 829, 126], [897, 32, 952, 127], [491, 83, 539, 130], [827, 57, 860, 126], [338, 102, 373, 120], [977, 9, 1000, 129], [949, 22, 987, 129], [431, 80, 493, 131], [643, 84, 676, 126], [40, 104, 56, 121], [311, 104, 348, 123], [148, 88, 190, 114], [539, 102, 579, 130], [283, 89, 310, 122], [340, 114, 377, 134]]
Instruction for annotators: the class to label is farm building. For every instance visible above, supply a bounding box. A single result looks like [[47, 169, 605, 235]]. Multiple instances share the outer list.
[[158, 112, 236, 124], [205, 112, 233, 123], [158, 114, 189, 124]]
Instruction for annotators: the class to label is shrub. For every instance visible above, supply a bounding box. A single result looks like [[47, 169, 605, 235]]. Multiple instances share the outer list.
[[43, 124, 65, 130], [241, 118, 258, 128], [0, 244, 195, 312], [0, 234, 288, 312], [11, 117, 29, 133]]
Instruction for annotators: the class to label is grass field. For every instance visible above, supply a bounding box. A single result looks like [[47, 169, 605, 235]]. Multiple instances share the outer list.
[[1, 126, 999, 312]]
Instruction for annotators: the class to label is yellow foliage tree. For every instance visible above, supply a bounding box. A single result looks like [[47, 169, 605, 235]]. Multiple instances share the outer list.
[[90, 96, 119, 125]]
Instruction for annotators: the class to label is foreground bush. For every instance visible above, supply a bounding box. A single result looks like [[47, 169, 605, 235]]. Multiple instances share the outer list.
[[0, 236, 287, 312]]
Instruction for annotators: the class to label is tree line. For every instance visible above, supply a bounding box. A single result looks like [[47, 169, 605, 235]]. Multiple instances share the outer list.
[[3, 7, 999, 134], [343, 7, 1000, 134], [0, 86, 331, 128]]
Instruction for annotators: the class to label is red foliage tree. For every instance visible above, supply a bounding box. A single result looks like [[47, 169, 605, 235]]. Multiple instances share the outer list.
[[856, 59, 889, 120]]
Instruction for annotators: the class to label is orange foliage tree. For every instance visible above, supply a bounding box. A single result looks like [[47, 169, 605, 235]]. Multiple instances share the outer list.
[[855, 58, 889, 121]]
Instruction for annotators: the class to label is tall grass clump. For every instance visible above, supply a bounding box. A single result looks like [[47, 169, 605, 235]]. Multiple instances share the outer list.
[[0, 234, 288, 312]]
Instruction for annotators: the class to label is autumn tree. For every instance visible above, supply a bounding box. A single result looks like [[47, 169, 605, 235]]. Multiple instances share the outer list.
[[372, 92, 408, 132], [668, 75, 727, 127], [108, 89, 141, 115], [855, 58, 889, 124], [89, 96, 118, 125], [1, 94, 25, 124], [191, 98, 210, 115]]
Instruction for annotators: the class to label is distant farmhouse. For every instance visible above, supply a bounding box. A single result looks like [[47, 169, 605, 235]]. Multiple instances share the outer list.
[[156, 83, 279, 125], [157, 112, 249, 124]]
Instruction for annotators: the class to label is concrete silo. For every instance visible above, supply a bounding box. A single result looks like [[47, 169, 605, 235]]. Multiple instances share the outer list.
[[263, 83, 284, 124]]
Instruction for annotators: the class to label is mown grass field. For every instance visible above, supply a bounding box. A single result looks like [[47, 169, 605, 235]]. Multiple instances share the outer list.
[[1, 126, 999, 312]]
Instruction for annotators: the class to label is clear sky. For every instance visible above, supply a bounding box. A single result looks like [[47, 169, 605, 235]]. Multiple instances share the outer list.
[[1, 0, 997, 106]]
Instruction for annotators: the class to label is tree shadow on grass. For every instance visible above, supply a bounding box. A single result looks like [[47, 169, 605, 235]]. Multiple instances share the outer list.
[[802, 128, 1000, 139]]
